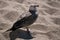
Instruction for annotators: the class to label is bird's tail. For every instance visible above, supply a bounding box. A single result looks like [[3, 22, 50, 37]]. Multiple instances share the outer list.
[[5, 28, 12, 32]]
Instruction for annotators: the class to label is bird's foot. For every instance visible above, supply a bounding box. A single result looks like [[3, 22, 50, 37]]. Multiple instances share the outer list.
[[27, 31, 30, 33], [27, 31, 31, 35]]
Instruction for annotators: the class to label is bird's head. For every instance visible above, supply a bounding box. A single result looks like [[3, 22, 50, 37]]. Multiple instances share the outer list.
[[29, 5, 39, 13]]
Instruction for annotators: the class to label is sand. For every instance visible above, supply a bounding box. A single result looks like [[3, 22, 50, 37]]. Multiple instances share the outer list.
[[0, 0, 60, 40]]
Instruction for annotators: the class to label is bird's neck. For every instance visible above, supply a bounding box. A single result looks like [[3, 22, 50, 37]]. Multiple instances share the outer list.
[[29, 10, 38, 17], [30, 11, 38, 18], [29, 11, 37, 15]]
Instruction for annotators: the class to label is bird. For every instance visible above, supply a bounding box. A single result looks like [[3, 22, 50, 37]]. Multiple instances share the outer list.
[[6, 5, 39, 33]]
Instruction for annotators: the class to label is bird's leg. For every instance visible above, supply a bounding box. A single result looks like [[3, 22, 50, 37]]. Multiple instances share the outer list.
[[26, 27, 30, 34]]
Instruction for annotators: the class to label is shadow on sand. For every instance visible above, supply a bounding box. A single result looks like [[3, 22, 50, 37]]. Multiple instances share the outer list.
[[9, 29, 33, 40]]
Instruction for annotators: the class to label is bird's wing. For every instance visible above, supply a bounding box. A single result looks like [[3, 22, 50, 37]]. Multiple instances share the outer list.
[[18, 12, 31, 20]]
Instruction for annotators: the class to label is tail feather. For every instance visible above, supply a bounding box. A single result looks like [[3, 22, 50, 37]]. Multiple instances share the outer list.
[[5, 28, 12, 32], [6, 28, 17, 32]]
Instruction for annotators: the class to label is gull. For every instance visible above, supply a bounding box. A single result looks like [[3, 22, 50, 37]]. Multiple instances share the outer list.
[[6, 5, 39, 33]]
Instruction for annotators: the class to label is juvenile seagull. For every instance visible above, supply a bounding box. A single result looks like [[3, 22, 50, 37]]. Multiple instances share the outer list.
[[6, 5, 39, 33]]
